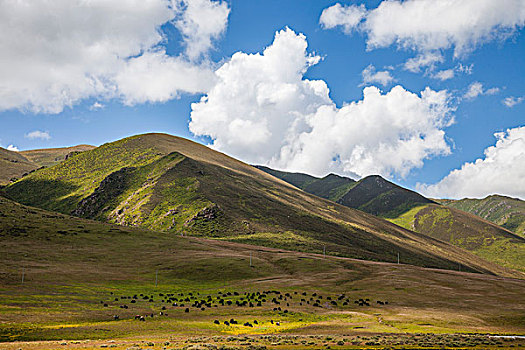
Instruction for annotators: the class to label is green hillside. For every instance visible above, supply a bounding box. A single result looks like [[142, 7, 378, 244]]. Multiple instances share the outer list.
[[389, 204, 525, 272], [1, 195, 524, 343], [3, 133, 516, 277], [0, 147, 39, 185], [439, 195, 525, 237]]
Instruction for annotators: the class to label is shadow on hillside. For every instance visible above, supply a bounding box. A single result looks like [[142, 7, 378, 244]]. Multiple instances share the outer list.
[[4, 178, 83, 214]]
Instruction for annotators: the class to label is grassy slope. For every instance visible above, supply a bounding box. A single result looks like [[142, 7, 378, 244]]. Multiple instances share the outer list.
[[20, 145, 95, 168], [439, 196, 525, 237], [3, 133, 518, 278], [389, 204, 525, 272], [0, 148, 38, 186], [1, 196, 524, 342]]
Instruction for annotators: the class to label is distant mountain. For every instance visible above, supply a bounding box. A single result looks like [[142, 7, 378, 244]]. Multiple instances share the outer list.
[[438, 195, 525, 238], [256, 167, 433, 218], [0, 147, 38, 185], [337, 175, 435, 218], [255, 166, 356, 202], [20, 144, 95, 168], [257, 166, 525, 272], [3, 133, 509, 276]]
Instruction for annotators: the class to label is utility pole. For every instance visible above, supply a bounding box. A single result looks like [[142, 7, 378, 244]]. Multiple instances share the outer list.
[[323, 245, 326, 258], [397, 252, 400, 264], [21, 267, 25, 284]]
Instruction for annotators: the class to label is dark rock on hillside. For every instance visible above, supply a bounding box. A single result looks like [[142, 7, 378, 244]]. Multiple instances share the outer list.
[[184, 204, 220, 227]]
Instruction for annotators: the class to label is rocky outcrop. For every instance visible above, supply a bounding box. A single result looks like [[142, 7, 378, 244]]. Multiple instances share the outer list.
[[184, 204, 219, 227], [72, 167, 134, 218]]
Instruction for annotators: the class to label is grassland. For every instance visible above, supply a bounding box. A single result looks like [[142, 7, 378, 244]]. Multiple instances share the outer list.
[[1, 195, 524, 348], [0, 145, 96, 186], [5, 133, 517, 278]]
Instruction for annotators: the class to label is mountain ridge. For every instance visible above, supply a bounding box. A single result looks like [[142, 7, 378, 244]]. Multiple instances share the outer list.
[[4, 132, 517, 277]]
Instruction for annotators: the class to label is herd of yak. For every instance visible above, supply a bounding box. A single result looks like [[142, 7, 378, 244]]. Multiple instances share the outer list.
[[100, 290, 389, 324]]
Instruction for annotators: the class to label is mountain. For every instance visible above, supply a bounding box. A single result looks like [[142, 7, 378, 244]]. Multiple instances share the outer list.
[[255, 165, 356, 202], [256, 167, 434, 218], [438, 195, 525, 238], [336, 175, 435, 218], [1, 194, 524, 341], [256, 166, 525, 272], [3, 133, 515, 277], [0, 147, 38, 185], [20, 144, 95, 167]]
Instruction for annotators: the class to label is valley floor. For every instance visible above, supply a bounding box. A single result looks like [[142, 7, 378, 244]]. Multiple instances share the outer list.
[[1, 192, 524, 349], [1, 237, 525, 348]]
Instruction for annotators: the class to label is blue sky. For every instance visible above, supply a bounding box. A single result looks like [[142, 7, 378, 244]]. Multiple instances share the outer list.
[[1, 0, 524, 199]]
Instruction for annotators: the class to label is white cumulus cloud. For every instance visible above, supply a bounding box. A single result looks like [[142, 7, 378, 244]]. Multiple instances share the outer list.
[[0, 0, 228, 114], [418, 126, 525, 200], [361, 65, 395, 87], [190, 28, 454, 179], [7, 145, 19, 152], [321, 0, 525, 71], [319, 3, 367, 34], [25, 130, 51, 140], [174, 0, 230, 61], [114, 49, 216, 105]]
